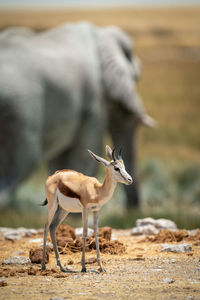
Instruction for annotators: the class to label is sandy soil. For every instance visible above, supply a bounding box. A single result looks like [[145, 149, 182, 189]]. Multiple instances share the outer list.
[[0, 227, 200, 300]]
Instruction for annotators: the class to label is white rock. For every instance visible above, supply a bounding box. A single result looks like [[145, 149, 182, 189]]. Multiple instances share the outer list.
[[162, 278, 175, 284], [24, 229, 37, 237], [131, 224, 159, 235], [154, 218, 177, 230], [0, 276, 7, 286], [136, 218, 177, 230], [161, 243, 192, 253], [75, 227, 94, 237], [2, 256, 31, 265], [28, 238, 43, 244], [0, 227, 40, 240]]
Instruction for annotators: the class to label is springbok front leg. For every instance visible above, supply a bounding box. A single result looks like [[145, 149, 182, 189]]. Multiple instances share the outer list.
[[41, 198, 58, 270], [81, 206, 88, 272], [93, 210, 106, 272], [49, 205, 70, 272]]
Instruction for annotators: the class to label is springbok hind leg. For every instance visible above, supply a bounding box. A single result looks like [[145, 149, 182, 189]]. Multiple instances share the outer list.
[[93, 211, 106, 272], [49, 205, 71, 272], [41, 199, 58, 271], [81, 207, 88, 272]]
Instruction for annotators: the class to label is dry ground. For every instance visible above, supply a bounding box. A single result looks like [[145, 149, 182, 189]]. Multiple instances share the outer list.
[[0, 229, 200, 300]]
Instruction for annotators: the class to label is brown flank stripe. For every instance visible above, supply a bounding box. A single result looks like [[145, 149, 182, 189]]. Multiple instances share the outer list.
[[58, 180, 80, 199]]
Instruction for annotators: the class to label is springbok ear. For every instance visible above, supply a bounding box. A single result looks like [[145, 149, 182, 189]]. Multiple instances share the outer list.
[[88, 150, 109, 167], [105, 145, 113, 160]]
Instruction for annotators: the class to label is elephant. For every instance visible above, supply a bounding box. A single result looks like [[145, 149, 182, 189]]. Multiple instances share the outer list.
[[0, 22, 155, 209]]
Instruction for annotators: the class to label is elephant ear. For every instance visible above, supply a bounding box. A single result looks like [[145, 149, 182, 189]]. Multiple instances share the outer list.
[[98, 26, 146, 120]]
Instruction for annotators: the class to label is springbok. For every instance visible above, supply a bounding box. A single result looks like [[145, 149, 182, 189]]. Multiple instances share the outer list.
[[41, 145, 133, 273]]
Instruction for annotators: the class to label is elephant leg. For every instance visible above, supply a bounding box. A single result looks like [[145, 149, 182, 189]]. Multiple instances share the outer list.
[[48, 109, 105, 176], [0, 96, 43, 208], [108, 103, 140, 209]]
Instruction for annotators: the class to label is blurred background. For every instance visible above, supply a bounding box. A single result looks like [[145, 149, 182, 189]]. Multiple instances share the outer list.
[[0, 0, 200, 229]]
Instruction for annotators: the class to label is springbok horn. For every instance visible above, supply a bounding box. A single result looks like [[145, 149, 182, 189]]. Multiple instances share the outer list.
[[118, 148, 122, 160], [112, 148, 117, 161]]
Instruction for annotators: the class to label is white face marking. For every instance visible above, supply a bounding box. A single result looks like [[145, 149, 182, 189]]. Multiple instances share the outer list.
[[110, 160, 133, 185], [57, 189, 82, 213]]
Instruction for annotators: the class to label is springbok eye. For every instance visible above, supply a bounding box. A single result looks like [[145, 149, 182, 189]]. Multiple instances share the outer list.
[[114, 166, 120, 172]]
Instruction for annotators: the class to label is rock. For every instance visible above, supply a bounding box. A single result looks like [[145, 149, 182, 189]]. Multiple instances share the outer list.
[[29, 248, 49, 264], [2, 256, 31, 265], [0, 276, 7, 287], [75, 227, 94, 237], [131, 217, 177, 236], [0, 227, 40, 241], [28, 238, 43, 244], [24, 229, 37, 237], [136, 218, 177, 230], [162, 278, 175, 284], [131, 225, 159, 235], [161, 243, 192, 253]]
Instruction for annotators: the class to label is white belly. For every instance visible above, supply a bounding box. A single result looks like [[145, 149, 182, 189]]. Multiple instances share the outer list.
[[57, 189, 83, 213]]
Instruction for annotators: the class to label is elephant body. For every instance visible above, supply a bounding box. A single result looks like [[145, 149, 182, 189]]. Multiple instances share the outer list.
[[0, 22, 153, 208]]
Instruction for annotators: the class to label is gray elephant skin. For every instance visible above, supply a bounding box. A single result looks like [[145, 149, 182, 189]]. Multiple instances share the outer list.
[[0, 22, 154, 209]]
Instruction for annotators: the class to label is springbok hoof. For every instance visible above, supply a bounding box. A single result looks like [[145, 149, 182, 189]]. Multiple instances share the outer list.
[[98, 267, 106, 273], [41, 265, 46, 271], [81, 267, 87, 273]]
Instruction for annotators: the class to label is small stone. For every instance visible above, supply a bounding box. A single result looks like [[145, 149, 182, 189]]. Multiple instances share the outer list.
[[161, 243, 192, 253], [2, 256, 31, 265], [0, 276, 7, 287], [152, 268, 163, 272], [162, 278, 175, 284], [24, 229, 37, 237], [171, 258, 176, 263], [28, 238, 43, 244]]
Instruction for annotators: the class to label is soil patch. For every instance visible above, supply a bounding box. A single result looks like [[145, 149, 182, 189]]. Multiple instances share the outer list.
[[55, 225, 125, 255], [142, 229, 200, 243]]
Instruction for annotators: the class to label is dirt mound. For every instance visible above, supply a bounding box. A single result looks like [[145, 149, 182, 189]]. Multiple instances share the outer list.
[[55, 225, 125, 255], [29, 247, 50, 264], [28, 225, 125, 263], [142, 229, 200, 243], [56, 224, 76, 240], [0, 266, 71, 278]]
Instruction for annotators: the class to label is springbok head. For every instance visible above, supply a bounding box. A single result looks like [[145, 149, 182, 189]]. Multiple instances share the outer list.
[[88, 145, 133, 185]]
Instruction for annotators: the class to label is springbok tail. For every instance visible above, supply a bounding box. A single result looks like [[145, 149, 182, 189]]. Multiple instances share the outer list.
[[40, 198, 48, 206]]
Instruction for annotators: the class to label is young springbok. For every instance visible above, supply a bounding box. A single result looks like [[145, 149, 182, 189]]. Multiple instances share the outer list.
[[41, 145, 132, 273]]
